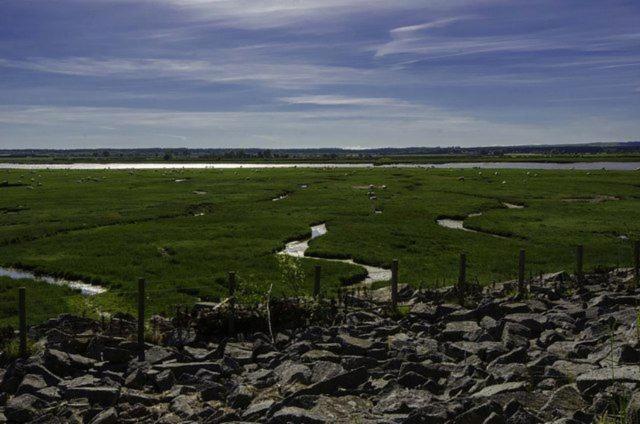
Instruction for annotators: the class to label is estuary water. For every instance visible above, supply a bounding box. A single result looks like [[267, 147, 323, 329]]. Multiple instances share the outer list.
[[0, 162, 639, 170]]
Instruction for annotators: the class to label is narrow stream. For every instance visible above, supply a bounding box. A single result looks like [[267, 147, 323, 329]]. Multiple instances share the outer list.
[[0, 267, 107, 296], [278, 223, 392, 285], [436, 202, 524, 238]]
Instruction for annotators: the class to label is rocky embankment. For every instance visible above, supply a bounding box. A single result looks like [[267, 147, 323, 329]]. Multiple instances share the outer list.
[[1, 269, 640, 423]]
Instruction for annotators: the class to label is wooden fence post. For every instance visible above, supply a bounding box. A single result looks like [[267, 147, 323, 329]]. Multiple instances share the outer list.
[[137, 278, 146, 361], [634, 240, 639, 287], [576, 245, 584, 285], [19, 287, 26, 357], [391, 259, 399, 310], [458, 253, 466, 304], [518, 249, 526, 296], [228, 271, 236, 336], [313, 265, 321, 299]]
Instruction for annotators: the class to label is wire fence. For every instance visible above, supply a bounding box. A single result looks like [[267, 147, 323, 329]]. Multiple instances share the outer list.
[[2, 241, 639, 359]]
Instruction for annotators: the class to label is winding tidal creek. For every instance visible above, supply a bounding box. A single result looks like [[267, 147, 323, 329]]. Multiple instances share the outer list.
[[0, 267, 106, 296], [278, 223, 391, 285]]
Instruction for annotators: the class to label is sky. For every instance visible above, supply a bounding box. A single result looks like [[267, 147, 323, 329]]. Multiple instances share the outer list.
[[0, 0, 639, 149]]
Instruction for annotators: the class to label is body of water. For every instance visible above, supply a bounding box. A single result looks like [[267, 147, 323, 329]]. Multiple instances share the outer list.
[[0, 267, 106, 295], [278, 223, 391, 285], [0, 161, 639, 170]]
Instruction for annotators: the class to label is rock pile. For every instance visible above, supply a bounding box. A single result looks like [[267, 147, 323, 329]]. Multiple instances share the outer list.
[[1, 268, 640, 423]]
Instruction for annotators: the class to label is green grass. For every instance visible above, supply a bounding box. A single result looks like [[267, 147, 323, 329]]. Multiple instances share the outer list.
[[0, 167, 639, 322], [0, 277, 90, 326]]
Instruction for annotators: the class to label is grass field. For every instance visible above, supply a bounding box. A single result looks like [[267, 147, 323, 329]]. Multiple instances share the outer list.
[[1, 167, 639, 323]]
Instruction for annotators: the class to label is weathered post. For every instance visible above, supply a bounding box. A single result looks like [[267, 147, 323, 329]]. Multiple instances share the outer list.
[[19, 287, 26, 357], [634, 240, 639, 287], [391, 259, 399, 310], [518, 249, 526, 296], [458, 253, 466, 304], [176, 306, 183, 345], [228, 271, 236, 336], [313, 265, 321, 299], [576, 245, 584, 285], [137, 278, 146, 361]]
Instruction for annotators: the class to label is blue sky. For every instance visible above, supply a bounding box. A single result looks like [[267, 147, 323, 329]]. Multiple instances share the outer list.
[[0, 0, 639, 149]]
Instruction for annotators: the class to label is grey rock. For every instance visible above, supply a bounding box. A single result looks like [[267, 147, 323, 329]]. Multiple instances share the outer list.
[[576, 365, 640, 393], [4, 394, 45, 422], [270, 406, 325, 423], [243, 400, 275, 420], [153, 369, 175, 392], [441, 321, 482, 341], [16, 374, 47, 395], [483, 412, 506, 424], [626, 391, 640, 424], [398, 371, 429, 388], [310, 361, 345, 383], [154, 361, 222, 377], [170, 394, 197, 419], [301, 349, 340, 363], [337, 334, 373, 355], [373, 388, 433, 414], [471, 381, 529, 398], [35, 386, 61, 402], [89, 407, 118, 424], [454, 401, 502, 424], [540, 385, 587, 420], [64, 386, 120, 406], [44, 349, 96, 376], [228, 384, 255, 409], [289, 366, 368, 398], [274, 360, 311, 385]]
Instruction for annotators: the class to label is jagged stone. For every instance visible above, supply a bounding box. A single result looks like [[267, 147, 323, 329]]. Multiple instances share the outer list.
[[64, 386, 120, 406], [270, 406, 325, 423], [44, 349, 96, 376], [89, 407, 118, 424], [576, 366, 640, 393], [336, 334, 373, 355], [4, 393, 45, 422], [274, 360, 311, 385], [540, 385, 587, 420], [454, 401, 502, 424], [472, 381, 529, 398], [16, 374, 47, 395]]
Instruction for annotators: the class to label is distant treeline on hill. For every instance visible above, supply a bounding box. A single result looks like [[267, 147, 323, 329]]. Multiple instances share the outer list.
[[1, 141, 640, 162]]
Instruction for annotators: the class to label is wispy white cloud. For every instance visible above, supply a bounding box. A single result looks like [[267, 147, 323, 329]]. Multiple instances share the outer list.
[[375, 16, 640, 59], [0, 57, 378, 90], [280, 95, 412, 107], [157, 0, 482, 29], [390, 16, 475, 35]]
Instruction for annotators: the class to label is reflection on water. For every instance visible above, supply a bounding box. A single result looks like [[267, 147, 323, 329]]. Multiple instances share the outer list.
[[0, 267, 106, 296]]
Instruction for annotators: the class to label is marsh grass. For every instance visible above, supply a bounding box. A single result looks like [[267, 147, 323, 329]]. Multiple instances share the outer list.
[[0, 167, 639, 322]]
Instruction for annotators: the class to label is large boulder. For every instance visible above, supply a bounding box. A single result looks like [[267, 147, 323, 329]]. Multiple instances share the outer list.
[[576, 366, 640, 393], [274, 360, 311, 385], [44, 349, 95, 376], [337, 334, 373, 356]]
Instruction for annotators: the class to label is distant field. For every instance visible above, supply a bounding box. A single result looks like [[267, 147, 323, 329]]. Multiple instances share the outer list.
[[2, 152, 640, 165], [0, 167, 639, 323]]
